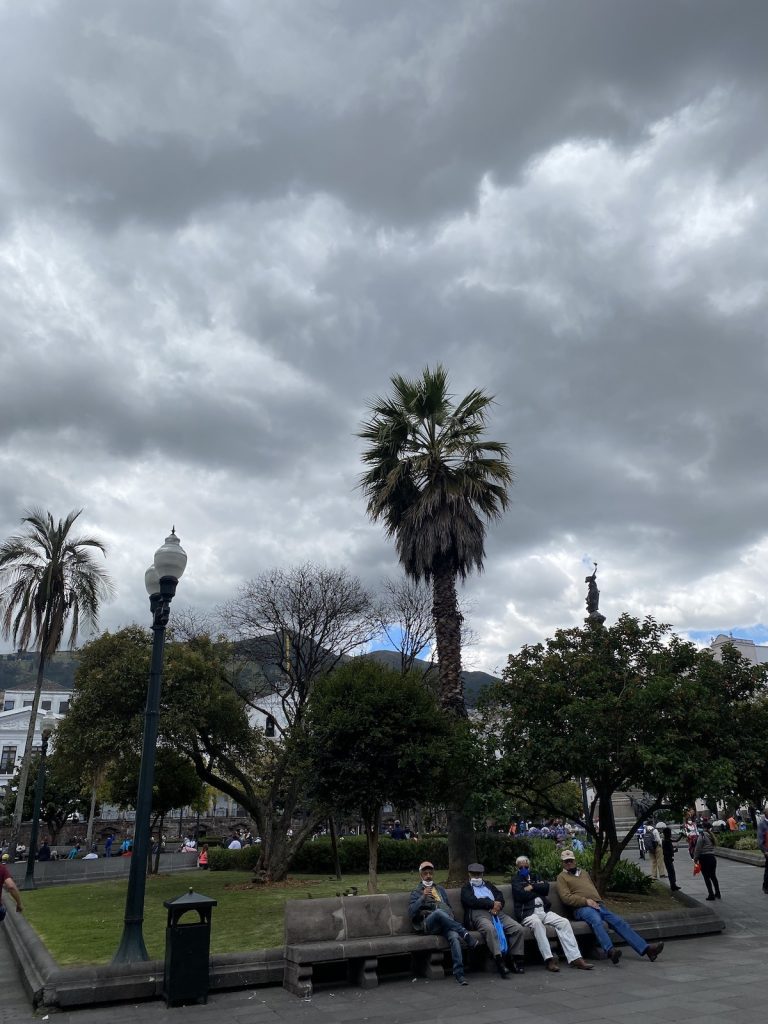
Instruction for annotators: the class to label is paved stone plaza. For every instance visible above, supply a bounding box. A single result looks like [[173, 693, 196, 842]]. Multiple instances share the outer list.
[[1, 853, 765, 1023]]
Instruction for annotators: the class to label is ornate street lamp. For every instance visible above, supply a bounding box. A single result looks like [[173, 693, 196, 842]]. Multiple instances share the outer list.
[[113, 528, 187, 964], [20, 713, 57, 891]]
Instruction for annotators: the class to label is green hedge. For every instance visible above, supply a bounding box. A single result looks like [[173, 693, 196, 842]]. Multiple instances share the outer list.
[[734, 836, 759, 851], [712, 829, 755, 849], [207, 833, 650, 893]]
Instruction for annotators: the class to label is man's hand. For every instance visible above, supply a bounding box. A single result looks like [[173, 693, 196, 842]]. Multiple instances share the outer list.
[[492, 900, 502, 913], [524, 884, 534, 892], [586, 899, 601, 910]]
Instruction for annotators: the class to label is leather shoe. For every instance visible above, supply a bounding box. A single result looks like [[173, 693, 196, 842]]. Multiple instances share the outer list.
[[645, 942, 664, 962], [705, 895, 716, 901], [495, 957, 510, 978], [545, 958, 560, 972], [509, 959, 525, 974], [608, 947, 622, 965], [570, 958, 593, 970]]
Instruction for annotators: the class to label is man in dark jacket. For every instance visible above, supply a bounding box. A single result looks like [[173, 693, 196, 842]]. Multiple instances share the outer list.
[[408, 861, 477, 986], [460, 862, 525, 976], [511, 855, 593, 971]]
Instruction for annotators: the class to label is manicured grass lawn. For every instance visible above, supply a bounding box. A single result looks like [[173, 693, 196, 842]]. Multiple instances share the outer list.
[[20, 870, 678, 967]]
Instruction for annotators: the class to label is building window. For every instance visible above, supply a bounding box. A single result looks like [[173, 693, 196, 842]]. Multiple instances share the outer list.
[[41, 700, 52, 711], [2, 700, 14, 711], [58, 701, 70, 714], [0, 746, 17, 773], [265, 715, 276, 738], [23, 700, 33, 707]]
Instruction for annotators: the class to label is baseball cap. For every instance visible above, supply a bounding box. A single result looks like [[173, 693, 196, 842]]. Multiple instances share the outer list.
[[418, 861, 434, 872], [560, 849, 576, 861]]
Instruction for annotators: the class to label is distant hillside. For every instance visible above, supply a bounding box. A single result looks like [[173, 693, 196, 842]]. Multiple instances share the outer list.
[[361, 649, 499, 708], [0, 651, 79, 692]]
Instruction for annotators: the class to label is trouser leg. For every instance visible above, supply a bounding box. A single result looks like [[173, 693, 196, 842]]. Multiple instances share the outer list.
[[664, 857, 677, 888], [425, 911, 466, 977], [471, 913, 499, 955], [543, 912, 581, 962], [762, 855, 768, 891], [498, 913, 525, 956], [699, 854, 716, 896], [574, 907, 613, 953], [599, 908, 648, 956], [522, 914, 551, 961]]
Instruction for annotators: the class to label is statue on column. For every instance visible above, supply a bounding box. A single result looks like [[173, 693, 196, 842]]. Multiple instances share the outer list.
[[585, 563, 605, 625]]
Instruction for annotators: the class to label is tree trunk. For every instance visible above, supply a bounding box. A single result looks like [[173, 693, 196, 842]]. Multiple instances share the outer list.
[[328, 816, 342, 880], [431, 564, 465, 716], [9, 648, 48, 860], [431, 561, 477, 881], [153, 812, 165, 875], [85, 774, 98, 851], [366, 808, 381, 894]]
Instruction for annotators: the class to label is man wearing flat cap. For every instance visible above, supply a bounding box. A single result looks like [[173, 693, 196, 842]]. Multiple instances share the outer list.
[[556, 850, 664, 964], [460, 862, 526, 977], [408, 861, 478, 986]]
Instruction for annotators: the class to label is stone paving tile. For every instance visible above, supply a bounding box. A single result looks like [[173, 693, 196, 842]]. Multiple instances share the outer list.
[[2, 852, 767, 1023]]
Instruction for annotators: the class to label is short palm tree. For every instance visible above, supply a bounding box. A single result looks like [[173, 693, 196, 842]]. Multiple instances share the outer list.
[[359, 366, 512, 715], [0, 508, 113, 847]]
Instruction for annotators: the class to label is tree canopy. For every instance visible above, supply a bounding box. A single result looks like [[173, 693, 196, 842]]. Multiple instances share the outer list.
[[304, 659, 450, 892], [484, 614, 768, 892]]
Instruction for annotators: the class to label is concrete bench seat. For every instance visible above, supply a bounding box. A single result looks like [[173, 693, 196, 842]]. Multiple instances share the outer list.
[[283, 884, 593, 996]]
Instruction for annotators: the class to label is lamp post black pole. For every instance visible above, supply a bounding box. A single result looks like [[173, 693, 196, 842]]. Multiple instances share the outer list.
[[113, 575, 177, 963], [20, 726, 52, 891]]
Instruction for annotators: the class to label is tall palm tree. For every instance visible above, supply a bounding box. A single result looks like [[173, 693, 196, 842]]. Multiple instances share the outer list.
[[359, 365, 512, 714], [0, 508, 113, 852]]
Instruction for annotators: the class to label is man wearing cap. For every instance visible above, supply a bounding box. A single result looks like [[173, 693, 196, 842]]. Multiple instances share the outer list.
[[460, 862, 526, 977], [511, 855, 592, 972], [556, 850, 664, 964], [408, 861, 478, 986]]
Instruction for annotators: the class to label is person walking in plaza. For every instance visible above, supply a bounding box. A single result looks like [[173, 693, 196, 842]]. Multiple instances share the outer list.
[[409, 861, 477, 986], [683, 815, 699, 859], [556, 850, 664, 964], [197, 844, 209, 869], [693, 821, 721, 900], [757, 803, 768, 895], [661, 827, 681, 891], [460, 862, 525, 977], [646, 822, 666, 879], [511, 855, 592, 972]]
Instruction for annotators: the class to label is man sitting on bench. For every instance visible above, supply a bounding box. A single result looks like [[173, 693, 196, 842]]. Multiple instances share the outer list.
[[408, 860, 477, 986]]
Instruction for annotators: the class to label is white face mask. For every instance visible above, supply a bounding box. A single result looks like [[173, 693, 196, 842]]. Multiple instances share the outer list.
[[470, 877, 484, 886]]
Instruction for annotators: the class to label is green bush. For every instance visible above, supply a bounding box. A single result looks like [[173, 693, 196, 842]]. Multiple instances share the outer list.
[[605, 859, 653, 894], [714, 830, 755, 849], [734, 836, 759, 851], [207, 844, 262, 871]]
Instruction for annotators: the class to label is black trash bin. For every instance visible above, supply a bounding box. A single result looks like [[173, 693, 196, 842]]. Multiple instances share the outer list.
[[162, 887, 218, 1006]]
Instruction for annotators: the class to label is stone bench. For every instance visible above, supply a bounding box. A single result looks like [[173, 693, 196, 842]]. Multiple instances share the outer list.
[[283, 884, 594, 996]]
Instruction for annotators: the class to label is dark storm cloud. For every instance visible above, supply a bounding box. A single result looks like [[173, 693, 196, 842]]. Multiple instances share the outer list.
[[1, 0, 767, 664]]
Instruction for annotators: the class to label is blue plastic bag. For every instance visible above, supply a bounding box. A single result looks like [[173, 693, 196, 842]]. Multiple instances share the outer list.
[[492, 915, 507, 953]]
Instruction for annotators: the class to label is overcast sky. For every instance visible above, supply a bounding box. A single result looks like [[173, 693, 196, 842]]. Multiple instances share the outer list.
[[1, 0, 767, 674]]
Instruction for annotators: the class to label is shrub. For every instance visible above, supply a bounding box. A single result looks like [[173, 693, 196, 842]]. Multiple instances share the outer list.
[[714, 830, 755, 849], [734, 836, 759, 851], [207, 844, 262, 871], [605, 859, 653, 894]]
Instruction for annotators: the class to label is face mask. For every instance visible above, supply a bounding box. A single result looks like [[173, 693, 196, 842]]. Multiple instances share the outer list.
[[422, 879, 433, 887], [567, 867, 578, 874], [470, 877, 484, 886], [518, 867, 530, 878]]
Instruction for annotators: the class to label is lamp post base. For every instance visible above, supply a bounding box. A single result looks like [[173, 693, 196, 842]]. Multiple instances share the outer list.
[[112, 921, 150, 964]]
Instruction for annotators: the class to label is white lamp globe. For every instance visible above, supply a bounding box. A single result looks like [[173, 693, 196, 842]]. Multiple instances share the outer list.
[[153, 528, 188, 581], [145, 564, 161, 596]]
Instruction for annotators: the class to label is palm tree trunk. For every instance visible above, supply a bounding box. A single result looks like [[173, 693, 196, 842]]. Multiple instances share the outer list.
[[431, 562, 477, 882], [431, 564, 465, 716], [9, 648, 48, 859]]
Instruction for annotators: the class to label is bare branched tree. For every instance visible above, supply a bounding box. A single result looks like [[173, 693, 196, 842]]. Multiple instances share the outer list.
[[376, 576, 435, 675]]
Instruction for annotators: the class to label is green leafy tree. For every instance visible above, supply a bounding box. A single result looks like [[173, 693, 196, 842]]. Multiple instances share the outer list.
[[484, 614, 768, 893], [3, 754, 88, 846], [304, 660, 450, 892], [359, 365, 512, 880], [108, 748, 203, 873], [0, 508, 112, 854]]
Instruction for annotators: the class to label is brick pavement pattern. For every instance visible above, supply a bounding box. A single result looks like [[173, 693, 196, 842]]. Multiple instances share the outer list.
[[1, 853, 765, 1023]]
